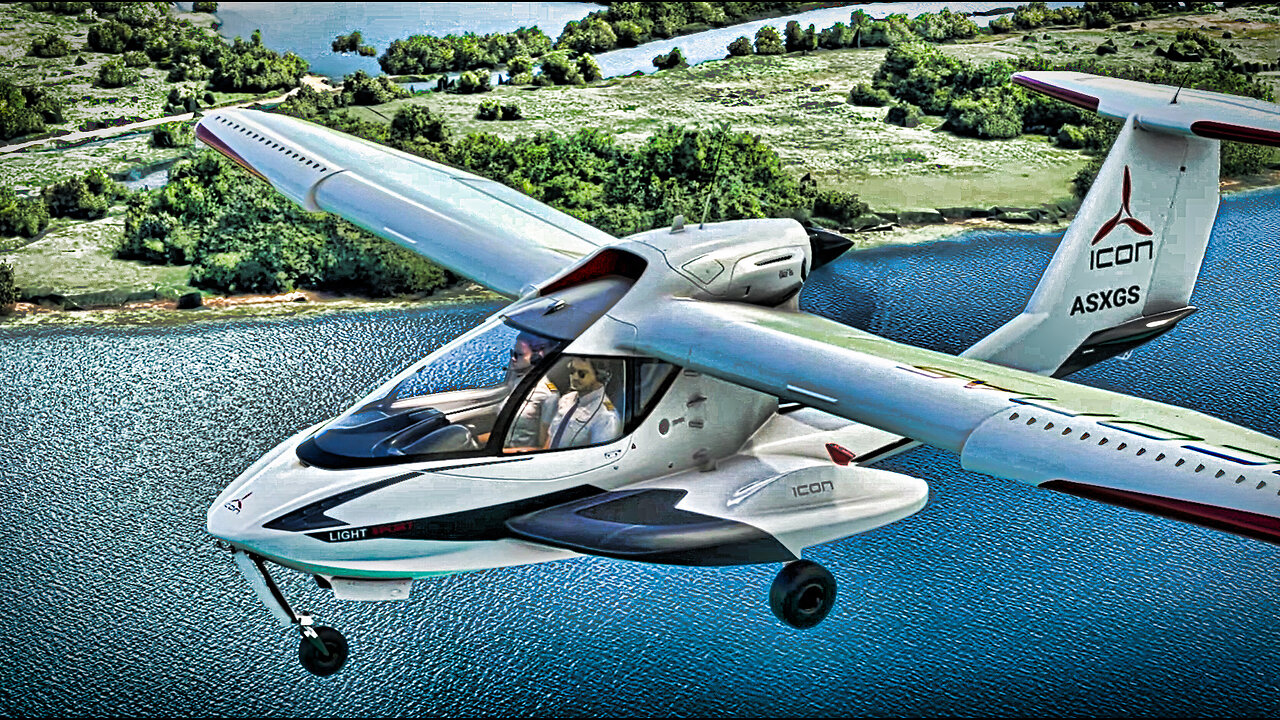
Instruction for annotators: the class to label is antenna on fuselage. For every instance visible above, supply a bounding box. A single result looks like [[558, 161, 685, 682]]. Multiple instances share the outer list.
[[699, 122, 731, 229], [1171, 70, 1191, 105]]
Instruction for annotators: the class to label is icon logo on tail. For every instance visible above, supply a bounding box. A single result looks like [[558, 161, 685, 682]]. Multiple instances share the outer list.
[[1092, 166, 1153, 245]]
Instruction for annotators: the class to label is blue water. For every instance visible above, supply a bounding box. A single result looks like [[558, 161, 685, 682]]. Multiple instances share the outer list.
[[201, 2, 605, 79], [194, 2, 1077, 81], [0, 188, 1277, 716]]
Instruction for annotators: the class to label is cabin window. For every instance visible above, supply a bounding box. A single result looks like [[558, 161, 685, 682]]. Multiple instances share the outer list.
[[503, 355, 628, 453]]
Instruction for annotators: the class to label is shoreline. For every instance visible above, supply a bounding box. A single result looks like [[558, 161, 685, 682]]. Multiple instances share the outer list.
[[0, 283, 502, 328], [5, 173, 1277, 328]]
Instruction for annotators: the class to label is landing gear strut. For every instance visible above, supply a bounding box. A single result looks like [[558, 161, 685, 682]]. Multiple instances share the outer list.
[[229, 548, 350, 676], [769, 559, 837, 629]]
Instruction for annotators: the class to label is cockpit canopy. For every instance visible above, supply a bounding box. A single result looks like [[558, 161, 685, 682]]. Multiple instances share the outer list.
[[295, 275, 673, 469]]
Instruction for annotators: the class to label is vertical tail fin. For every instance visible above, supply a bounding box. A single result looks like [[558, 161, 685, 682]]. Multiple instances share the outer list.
[[965, 105, 1219, 376]]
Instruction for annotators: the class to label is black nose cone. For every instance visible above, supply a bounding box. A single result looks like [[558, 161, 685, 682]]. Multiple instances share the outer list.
[[806, 227, 854, 269]]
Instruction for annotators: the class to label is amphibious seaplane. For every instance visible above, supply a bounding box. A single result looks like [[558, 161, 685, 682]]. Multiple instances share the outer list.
[[199, 71, 1280, 675]]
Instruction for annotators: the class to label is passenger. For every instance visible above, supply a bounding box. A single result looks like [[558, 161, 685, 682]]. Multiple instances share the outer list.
[[546, 357, 622, 449], [498, 333, 560, 449]]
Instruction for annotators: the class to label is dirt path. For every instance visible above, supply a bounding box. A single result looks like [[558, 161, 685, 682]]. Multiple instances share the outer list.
[[0, 75, 336, 155]]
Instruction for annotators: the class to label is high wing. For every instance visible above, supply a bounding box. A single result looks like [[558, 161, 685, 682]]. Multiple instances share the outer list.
[[1013, 70, 1280, 144], [195, 109, 615, 297], [620, 298, 1280, 539]]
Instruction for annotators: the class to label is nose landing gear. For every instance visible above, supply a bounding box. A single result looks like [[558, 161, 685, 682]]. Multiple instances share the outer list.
[[769, 559, 837, 629], [229, 548, 350, 676]]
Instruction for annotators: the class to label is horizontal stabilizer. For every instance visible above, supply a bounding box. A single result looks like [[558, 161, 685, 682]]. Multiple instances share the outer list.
[[1013, 71, 1280, 145]]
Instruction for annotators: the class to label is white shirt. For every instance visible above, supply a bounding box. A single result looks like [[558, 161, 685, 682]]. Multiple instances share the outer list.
[[547, 385, 621, 449]]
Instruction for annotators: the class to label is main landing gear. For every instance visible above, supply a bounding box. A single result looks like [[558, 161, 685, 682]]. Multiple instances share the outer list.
[[229, 548, 350, 676], [769, 559, 837, 629]]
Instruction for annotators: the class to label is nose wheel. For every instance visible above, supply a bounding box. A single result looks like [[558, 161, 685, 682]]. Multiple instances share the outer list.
[[297, 616, 349, 677], [769, 559, 837, 629]]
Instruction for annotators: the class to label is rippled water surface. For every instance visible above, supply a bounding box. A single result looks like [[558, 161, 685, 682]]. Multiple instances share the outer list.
[[1, 189, 1278, 716]]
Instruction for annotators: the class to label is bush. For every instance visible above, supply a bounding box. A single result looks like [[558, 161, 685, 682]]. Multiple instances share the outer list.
[[886, 103, 923, 128], [1056, 123, 1086, 148], [946, 90, 1022, 139], [0, 261, 16, 310], [848, 83, 892, 107], [87, 20, 132, 53], [507, 54, 533, 76], [727, 35, 753, 57], [754, 26, 784, 55], [652, 46, 687, 71], [97, 56, 139, 87], [476, 98, 500, 120], [122, 49, 148, 66], [332, 30, 361, 53], [29, 32, 72, 58], [455, 69, 492, 93], [192, 1, 218, 11], [0, 187, 50, 238], [500, 102, 521, 121], [578, 53, 602, 82], [357, 45, 376, 57], [43, 169, 123, 219], [0, 80, 63, 140], [812, 190, 869, 226], [340, 69, 409, 104], [151, 121, 194, 147], [539, 52, 583, 85]]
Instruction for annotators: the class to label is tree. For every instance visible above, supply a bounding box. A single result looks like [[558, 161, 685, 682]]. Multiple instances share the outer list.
[[0, 187, 50, 238], [784, 20, 805, 53], [332, 30, 362, 53], [455, 69, 492, 93], [578, 53, 603, 82], [97, 56, 140, 87], [151, 122, 194, 147], [44, 170, 123, 219], [754, 26, 784, 55], [29, 32, 72, 58], [0, 261, 16, 311], [652, 47, 687, 71], [87, 20, 132, 53], [727, 35, 753, 57]]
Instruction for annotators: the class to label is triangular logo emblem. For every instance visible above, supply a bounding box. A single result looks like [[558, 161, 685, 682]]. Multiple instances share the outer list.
[[1092, 166, 1153, 245]]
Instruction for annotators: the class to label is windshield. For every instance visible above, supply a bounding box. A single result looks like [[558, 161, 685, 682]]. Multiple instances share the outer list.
[[296, 316, 566, 468]]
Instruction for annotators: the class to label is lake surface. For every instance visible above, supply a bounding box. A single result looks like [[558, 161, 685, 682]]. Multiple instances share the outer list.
[[194, 2, 1077, 81], [1, 187, 1278, 716], [202, 2, 605, 79]]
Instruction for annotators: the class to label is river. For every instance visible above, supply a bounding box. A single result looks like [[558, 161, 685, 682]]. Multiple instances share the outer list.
[[1, 187, 1277, 716], [196, 2, 1078, 81]]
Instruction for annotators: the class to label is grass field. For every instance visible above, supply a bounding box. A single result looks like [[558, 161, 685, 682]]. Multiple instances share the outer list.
[[348, 47, 1088, 214], [5, 3, 1279, 308]]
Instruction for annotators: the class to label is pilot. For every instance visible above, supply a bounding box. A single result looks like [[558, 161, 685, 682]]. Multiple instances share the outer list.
[[500, 333, 560, 449], [546, 357, 622, 449]]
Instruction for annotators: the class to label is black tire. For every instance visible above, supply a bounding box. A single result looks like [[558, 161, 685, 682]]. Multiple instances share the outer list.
[[769, 560, 837, 629], [298, 626, 349, 677]]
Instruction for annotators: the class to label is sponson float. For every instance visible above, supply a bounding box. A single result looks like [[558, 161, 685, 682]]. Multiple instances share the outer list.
[[197, 71, 1280, 675]]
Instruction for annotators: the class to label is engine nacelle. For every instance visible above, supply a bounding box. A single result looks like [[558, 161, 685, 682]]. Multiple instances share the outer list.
[[625, 218, 812, 306]]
